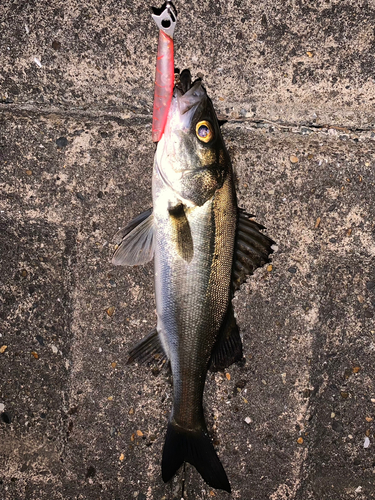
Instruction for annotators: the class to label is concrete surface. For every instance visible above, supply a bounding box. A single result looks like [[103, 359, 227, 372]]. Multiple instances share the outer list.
[[1, 1, 374, 499]]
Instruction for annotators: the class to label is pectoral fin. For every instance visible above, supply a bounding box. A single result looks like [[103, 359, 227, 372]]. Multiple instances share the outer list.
[[127, 328, 167, 365], [232, 210, 275, 291], [209, 304, 243, 372], [169, 204, 194, 263], [112, 208, 154, 266]]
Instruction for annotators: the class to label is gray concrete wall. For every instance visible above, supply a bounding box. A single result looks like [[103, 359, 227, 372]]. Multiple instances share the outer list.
[[1, 1, 374, 499]]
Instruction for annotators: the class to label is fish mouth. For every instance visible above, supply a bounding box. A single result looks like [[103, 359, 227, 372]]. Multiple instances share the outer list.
[[174, 69, 206, 116], [175, 68, 194, 95]]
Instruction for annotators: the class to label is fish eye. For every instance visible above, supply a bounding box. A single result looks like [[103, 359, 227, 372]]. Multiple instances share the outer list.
[[196, 121, 214, 143]]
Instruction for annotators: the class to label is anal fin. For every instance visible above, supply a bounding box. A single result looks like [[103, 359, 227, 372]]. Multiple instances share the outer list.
[[209, 305, 243, 372], [127, 328, 166, 365]]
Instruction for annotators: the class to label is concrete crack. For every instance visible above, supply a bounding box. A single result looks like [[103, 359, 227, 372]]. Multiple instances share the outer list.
[[1, 102, 374, 137]]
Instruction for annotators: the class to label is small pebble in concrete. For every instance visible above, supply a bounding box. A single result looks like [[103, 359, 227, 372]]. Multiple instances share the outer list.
[[106, 306, 115, 317], [85, 466, 96, 478], [290, 155, 299, 163], [0, 345, 7, 353], [364, 437, 370, 448], [1, 412, 11, 424], [244, 417, 251, 425], [56, 137, 68, 149], [0, 403, 4, 412], [36, 335, 44, 346]]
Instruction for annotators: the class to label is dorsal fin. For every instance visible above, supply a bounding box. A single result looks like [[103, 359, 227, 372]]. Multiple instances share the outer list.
[[232, 210, 275, 291]]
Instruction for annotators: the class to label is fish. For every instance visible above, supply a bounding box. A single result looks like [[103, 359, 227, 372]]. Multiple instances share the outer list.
[[112, 2, 274, 493]]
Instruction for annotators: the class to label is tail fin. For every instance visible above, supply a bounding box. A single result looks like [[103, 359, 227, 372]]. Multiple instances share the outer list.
[[162, 421, 231, 493]]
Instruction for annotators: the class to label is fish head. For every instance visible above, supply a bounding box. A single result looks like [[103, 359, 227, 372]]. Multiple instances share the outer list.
[[154, 71, 230, 206]]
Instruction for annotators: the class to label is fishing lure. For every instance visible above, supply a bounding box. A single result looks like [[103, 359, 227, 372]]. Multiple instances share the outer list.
[[151, 1, 177, 142]]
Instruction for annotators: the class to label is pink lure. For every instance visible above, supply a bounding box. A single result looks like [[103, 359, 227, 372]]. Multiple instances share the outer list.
[[152, 3, 177, 143]]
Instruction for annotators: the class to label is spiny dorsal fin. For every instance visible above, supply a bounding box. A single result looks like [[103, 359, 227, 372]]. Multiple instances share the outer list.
[[112, 208, 154, 266], [127, 328, 167, 365], [209, 304, 243, 372], [232, 209, 275, 291]]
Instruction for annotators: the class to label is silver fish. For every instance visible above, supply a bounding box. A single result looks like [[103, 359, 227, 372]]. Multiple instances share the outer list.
[[112, 10, 274, 495]]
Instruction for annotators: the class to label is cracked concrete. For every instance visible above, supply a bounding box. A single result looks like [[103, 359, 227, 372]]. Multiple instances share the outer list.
[[1, 1, 375, 499]]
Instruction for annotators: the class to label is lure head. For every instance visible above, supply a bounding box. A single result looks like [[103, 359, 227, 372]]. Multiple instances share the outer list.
[[155, 71, 230, 206], [152, 1, 177, 38]]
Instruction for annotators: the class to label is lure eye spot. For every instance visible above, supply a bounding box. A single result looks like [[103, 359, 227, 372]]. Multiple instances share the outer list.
[[196, 121, 214, 143]]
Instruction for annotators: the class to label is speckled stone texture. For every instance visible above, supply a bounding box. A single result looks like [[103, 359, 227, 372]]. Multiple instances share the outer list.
[[1, 1, 374, 499]]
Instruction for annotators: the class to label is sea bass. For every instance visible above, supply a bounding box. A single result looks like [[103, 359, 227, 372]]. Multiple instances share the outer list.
[[112, 2, 274, 493]]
